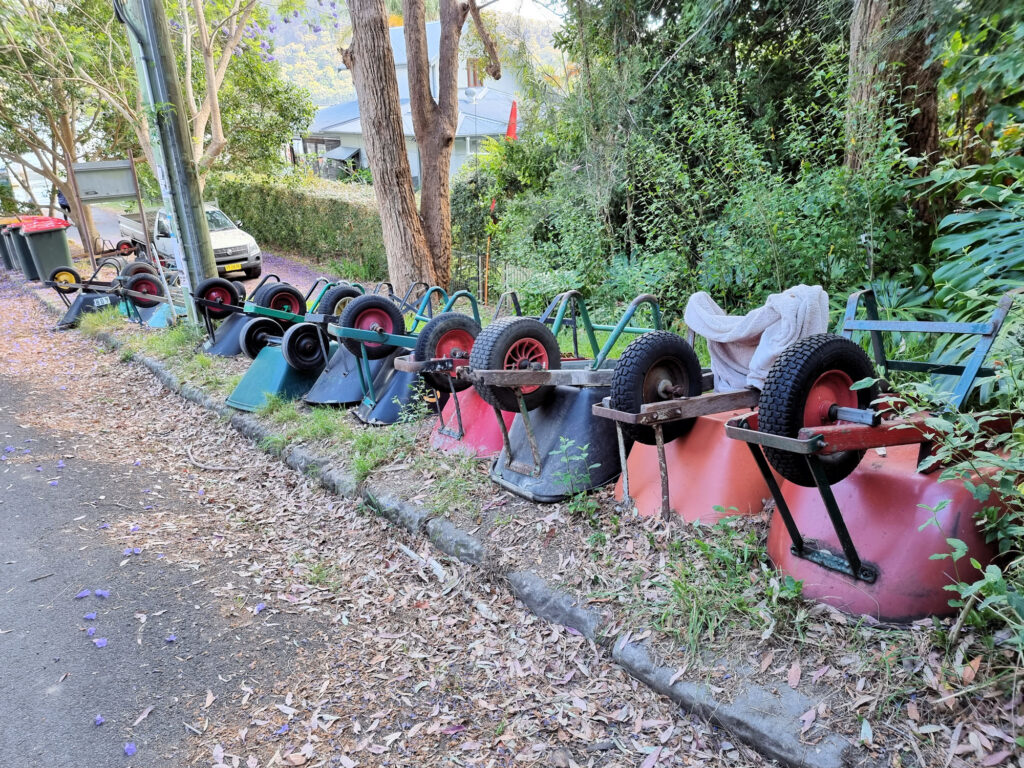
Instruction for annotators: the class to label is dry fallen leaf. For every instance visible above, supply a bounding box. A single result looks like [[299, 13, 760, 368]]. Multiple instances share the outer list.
[[788, 659, 802, 689]]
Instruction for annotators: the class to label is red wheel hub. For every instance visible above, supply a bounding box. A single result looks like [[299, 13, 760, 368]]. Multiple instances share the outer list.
[[204, 286, 231, 305], [355, 308, 393, 347], [269, 294, 296, 313], [433, 328, 475, 377], [803, 370, 857, 427], [119, 243, 132, 254], [504, 337, 548, 394], [135, 278, 158, 295]]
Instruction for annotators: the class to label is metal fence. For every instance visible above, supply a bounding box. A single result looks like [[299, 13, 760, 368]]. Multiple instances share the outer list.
[[450, 250, 537, 303]]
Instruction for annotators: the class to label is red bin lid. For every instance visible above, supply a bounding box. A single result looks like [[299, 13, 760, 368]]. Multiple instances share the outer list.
[[21, 216, 71, 234], [4, 216, 41, 231]]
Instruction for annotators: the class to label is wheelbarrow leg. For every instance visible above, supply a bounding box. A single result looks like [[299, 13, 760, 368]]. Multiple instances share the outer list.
[[616, 422, 632, 510]]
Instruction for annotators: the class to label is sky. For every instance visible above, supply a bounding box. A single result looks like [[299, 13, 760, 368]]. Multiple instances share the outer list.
[[487, 0, 563, 22]]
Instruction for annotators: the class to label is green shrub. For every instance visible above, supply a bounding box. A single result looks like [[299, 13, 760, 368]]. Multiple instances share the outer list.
[[207, 171, 386, 278]]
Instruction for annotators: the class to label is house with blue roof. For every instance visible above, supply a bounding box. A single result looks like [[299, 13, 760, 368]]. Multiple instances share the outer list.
[[300, 21, 519, 185]]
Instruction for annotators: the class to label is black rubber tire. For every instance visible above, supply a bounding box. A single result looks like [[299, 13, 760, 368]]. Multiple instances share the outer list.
[[243, 266, 262, 279], [48, 266, 82, 295], [194, 277, 240, 320], [239, 317, 283, 360], [610, 331, 704, 445], [124, 273, 164, 308], [314, 284, 362, 316], [97, 256, 126, 274], [122, 261, 159, 279], [248, 281, 275, 305], [282, 322, 329, 371], [339, 294, 407, 359], [115, 239, 135, 256], [256, 282, 307, 316], [469, 316, 561, 412], [232, 280, 247, 303], [413, 312, 481, 392], [759, 333, 877, 487]]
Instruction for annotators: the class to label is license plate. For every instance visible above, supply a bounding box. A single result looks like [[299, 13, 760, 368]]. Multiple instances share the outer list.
[[94, 296, 111, 307], [224, 262, 243, 272]]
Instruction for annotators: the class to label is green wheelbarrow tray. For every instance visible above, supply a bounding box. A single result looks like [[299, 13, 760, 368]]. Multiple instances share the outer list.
[[227, 340, 339, 412]]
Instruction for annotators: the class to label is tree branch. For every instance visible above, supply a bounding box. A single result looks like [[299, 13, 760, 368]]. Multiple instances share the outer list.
[[466, 0, 501, 80]]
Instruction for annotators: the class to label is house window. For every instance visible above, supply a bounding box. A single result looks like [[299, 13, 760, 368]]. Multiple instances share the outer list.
[[467, 58, 482, 88]]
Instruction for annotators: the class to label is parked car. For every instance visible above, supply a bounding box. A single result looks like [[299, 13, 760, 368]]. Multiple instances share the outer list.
[[118, 204, 262, 278]]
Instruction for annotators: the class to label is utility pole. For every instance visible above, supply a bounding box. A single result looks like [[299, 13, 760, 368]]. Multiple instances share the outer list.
[[115, 0, 217, 304]]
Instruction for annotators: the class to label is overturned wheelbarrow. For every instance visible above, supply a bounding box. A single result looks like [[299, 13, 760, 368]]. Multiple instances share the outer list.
[[394, 311, 516, 458], [224, 279, 349, 411], [724, 287, 1021, 621], [320, 287, 479, 424], [464, 292, 661, 503]]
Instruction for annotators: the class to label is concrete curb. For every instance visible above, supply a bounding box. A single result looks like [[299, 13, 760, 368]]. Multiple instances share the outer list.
[[25, 287, 874, 768]]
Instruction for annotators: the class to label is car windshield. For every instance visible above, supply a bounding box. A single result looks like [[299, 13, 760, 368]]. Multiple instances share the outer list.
[[204, 209, 235, 231]]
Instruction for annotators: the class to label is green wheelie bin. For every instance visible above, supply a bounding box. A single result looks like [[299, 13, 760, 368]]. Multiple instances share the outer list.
[[0, 217, 21, 271], [22, 216, 73, 282], [7, 220, 41, 280]]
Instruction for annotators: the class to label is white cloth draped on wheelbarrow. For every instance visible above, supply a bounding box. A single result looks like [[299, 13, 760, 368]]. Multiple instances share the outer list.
[[683, 284, 830, 390]]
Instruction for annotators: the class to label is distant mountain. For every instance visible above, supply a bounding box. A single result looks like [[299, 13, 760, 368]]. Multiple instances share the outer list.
[[269, 4, 561, 108]]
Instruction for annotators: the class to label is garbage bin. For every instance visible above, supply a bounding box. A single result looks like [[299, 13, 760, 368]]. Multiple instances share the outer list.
[[0, 218, 20, 271], [22, 216, 73, 282], [7, 220, 41, 281]]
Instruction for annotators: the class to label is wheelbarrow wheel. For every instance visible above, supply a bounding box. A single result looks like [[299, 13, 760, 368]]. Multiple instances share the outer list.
[[115, 239, 135, 256], [122, 261, 159, 279], [610, 331, 703, 445], [124, 273, 164, 308], [194, 277, 240, 320], [48, 266, 82, 295], [414, 312, 481, 393], [99, 256, 127, 274], [315, 284, 361, 316], [469, 316, 561, 413], [239, 317, 283, 360], [759, 333, 876, 487], [282, 322, 330, 371], [257, 283, 307, 316], [232, 281, 247, 303], [339, 294, 406, 359]]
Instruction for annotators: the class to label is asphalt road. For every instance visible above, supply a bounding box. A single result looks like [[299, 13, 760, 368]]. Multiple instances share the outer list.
[[0, 376, 294, 767]]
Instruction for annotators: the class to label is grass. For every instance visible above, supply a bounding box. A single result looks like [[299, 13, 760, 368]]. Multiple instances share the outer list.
[[77, 306, 124, 337], [138, 322, 205, 360]]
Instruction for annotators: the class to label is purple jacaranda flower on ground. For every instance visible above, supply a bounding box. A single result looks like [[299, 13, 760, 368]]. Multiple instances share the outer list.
[[57, 460, 64, 468], [48, 480, 58, 486], [165, 634, 176, 643], [94, 715, 104, 726], [98, 523, 109, 529], [4, 445, 14, 453], [133, 460, 141, 466], [59, 385, 67, 390], [35, 466, 41, 471], [123, 548, 133, 556], [124, 743, 136, 756], [1, 456, 7, 462], [142, 489, 149, 494], [95, 590, 109, 599], [144, 505, 153, 510], [132, 548, 141, 555], [75, 590, 91, 599], [84, 612, 96, 620], [23, 448, 31, 454], [254, 602, 266, 614], [130, 525, 139, 532], [157, 553, 165, 559], [275, 724, 289, 735], [93, 638, 107, 648], [87, 627, 96, 637], [198, 489, 205, 496]]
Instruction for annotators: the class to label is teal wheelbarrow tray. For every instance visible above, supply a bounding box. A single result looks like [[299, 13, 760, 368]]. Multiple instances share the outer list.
[[227, 341, 339, 412]]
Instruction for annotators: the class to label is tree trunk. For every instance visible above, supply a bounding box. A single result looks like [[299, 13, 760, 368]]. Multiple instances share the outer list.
[[897, 14, 940, 165], [342, 0, 435, 292], [846, 0, 888, 169], [847, 0, 941, 169]]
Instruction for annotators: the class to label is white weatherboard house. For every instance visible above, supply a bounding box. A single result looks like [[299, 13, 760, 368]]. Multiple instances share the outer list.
[[301, 21, 518, 185]]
